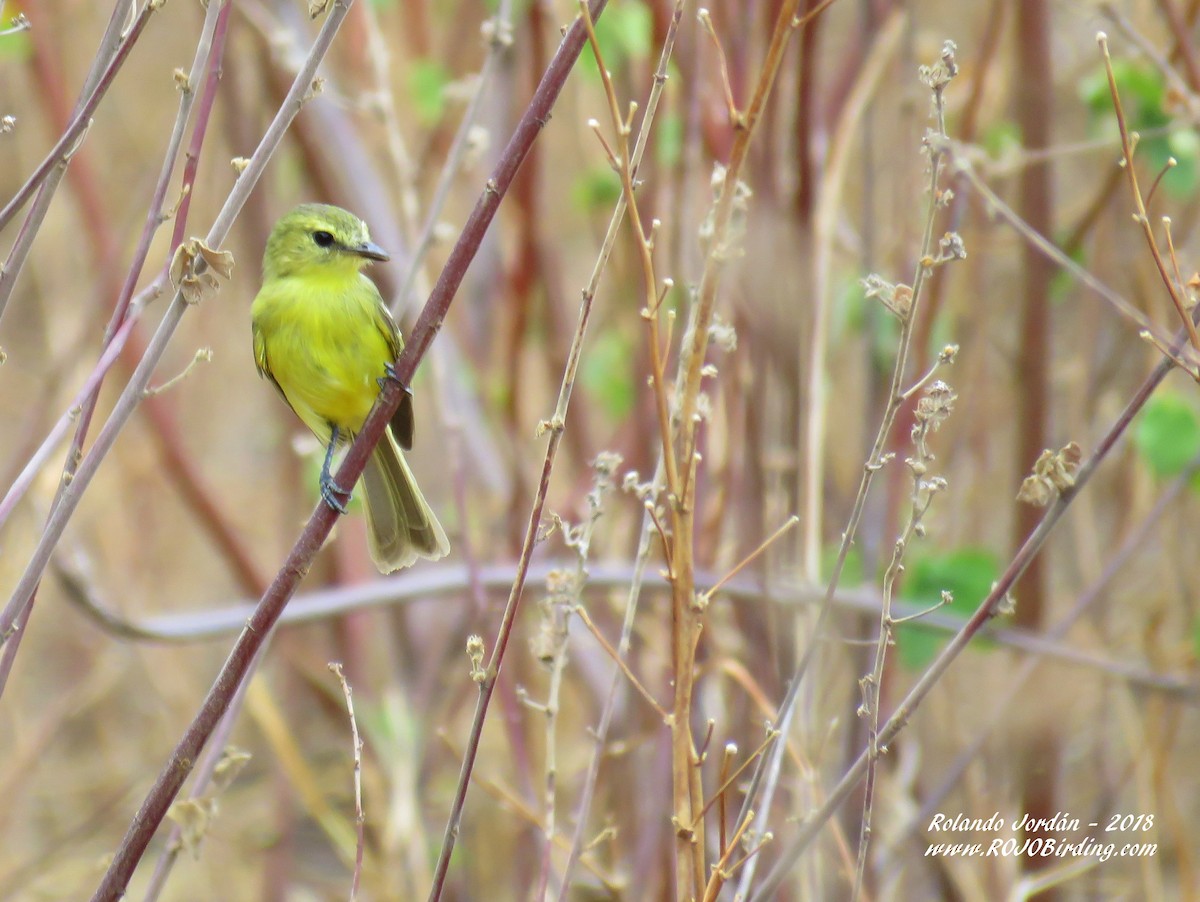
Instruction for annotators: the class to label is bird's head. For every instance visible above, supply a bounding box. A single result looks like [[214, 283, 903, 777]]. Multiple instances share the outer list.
[[262, 203, 389, 281]]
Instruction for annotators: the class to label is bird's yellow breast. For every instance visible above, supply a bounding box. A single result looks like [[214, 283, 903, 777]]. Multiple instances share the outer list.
[[252, 272, 396, 440]]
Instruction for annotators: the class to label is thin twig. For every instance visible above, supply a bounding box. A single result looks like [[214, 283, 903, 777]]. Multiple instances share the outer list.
[[53, 559, 1195, 698], [897, 447, 1200, 845], [0, 300, 148, 530], [749, 335, 1183, 899], [391, 0, 515, 316], [801, 7, 906, 578], [0, 0, 330, 641], [733, 23, 934, 896], [1101, 3, 1200, 119], [0, 0, 153, 304], [329, 663, 366, 902], [1098, 30, 1200, 353], [952, 147, 1186, 355], [420, 3, 612, 896], [716, 742, 736, 857], [0, 0, 238, 698], [143, 348, 213, 397], [77, 4, 367, 895], [435, 733, 622, 892], [140, 642, 270, 902], [692, 730, 779, 829], [700, 806, 759, 902], [579, 0, 712, 885], [532, 462, 616, 900], [852, 388, 953, 899], [573, 605, 668, 719], [700, 514, 799, 603], [650, 1, 805, 892], [555, 5, 690, 895], [67, 0, 226, 464]]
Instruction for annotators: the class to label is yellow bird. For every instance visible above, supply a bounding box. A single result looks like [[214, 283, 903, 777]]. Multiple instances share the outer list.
[[251, 203, 449, 572]]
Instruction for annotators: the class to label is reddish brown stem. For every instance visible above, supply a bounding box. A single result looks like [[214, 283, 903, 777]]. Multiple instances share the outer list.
[[1013, 1, 1058, 883], [424, 12, 613, 895], [1156, 0, 1200, 89]]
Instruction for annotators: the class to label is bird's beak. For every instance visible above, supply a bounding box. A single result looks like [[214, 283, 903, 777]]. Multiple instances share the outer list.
[[353, 241, 390, 262]]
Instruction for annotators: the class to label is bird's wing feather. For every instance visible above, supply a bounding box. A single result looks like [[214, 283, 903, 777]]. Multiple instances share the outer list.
[[372, 297, 415, 450], [252, 317, 292, 411]]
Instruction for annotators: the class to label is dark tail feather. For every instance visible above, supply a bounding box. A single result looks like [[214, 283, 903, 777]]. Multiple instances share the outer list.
[[360, 429, 449, 572]]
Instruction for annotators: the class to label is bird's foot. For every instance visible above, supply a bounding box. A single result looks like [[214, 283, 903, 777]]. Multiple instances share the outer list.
[[319, 427, 350, 513], [320, 474, 351, 514], [378, 362, 413, 396]]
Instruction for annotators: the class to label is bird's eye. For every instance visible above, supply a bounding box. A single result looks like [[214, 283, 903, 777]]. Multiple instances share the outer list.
[[312, 230, 335, 248]]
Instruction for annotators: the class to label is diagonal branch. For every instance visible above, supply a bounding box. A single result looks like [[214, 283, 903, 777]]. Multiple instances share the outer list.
[[748, 332, 1182, 899]]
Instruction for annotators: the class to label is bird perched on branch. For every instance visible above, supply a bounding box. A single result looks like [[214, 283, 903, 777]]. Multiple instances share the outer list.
[[251, 203, 449, 572]]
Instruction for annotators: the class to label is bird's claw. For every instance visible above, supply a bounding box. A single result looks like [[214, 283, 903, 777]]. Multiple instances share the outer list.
[[320, 476, 351, 514], [378, 361, 413, 395]]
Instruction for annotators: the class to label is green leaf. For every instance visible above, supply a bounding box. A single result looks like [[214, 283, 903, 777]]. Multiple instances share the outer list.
[[981, 120, 1021, 160], [571, 165, 622, 213], [896, 547, 1000, 670], [598, 2, 652, 59], [578, 3, 653, 79], [1048, 241, 1087, 303], [833, 274, 901, 368], [1133, 392, 1200, 478], [0, 24, 31, 61], [925, 308, 956, 359], [581, 329, 636, 419], [1163, 128, 1200, 196], [1079, 59, 1195, 196], [831, 275, 865, 339], [655, 110, 683, 169], [408, 59, 449, 126], [820, 545, 863, 586], [1080, 59, 1167, 123]]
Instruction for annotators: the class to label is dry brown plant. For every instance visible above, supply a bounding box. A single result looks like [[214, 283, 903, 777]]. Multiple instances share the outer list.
[[2, 2, 1199, 900]]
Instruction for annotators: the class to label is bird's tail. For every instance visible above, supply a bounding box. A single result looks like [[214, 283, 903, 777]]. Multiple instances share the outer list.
[[361, 428, 449, 572]]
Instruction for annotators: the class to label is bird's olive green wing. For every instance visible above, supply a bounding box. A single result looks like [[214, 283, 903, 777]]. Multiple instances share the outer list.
[[373, 298, 415, 451], [252, 318, 293, 413]]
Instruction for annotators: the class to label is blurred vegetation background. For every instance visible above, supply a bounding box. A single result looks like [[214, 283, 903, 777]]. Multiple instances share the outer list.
[[1, 0, 1198, 899]]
